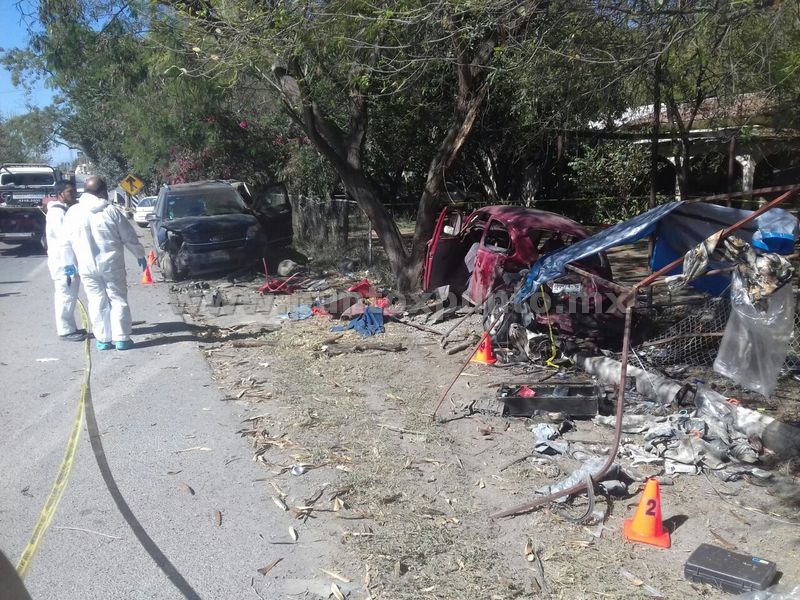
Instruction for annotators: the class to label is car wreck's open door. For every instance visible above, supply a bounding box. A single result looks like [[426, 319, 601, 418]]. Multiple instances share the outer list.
[[464, 219, 510, 304], [423, 208, 466, 292]]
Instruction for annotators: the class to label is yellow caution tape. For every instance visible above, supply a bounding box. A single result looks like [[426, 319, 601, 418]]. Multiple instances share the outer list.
[[16, 301, 92, 578], [540, 285, 559, 368]]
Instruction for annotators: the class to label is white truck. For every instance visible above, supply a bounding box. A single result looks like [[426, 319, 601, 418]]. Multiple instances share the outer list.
[[0, 163, 62, 250]]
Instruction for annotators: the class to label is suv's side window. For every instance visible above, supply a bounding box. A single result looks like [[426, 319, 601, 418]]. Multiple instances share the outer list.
[[153, 191, 166, 220]]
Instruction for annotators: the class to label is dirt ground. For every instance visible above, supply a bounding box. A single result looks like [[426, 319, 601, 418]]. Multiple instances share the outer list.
[[165, 262, 800, 600]]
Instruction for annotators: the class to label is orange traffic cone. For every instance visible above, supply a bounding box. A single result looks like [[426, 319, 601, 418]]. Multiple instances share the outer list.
[[623, 478, 670, 548], [147, 250, 157, 266], [140, 264, 154, 285], [470, 333, 497, 365]]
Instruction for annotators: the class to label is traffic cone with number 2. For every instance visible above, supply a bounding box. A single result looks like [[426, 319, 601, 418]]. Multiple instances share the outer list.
[[623, 477, 670, 548], [147, 250, 157, 266]]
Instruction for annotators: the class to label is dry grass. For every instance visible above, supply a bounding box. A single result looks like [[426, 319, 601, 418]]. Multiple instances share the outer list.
[[183, 285, 800, 600]]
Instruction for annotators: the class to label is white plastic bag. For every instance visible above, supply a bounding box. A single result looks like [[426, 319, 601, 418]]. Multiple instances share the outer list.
[[736, 585, 800, 600], [714, 274, 795, 398]]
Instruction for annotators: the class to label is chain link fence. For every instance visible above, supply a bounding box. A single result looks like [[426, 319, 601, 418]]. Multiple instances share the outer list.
[[290, 195, 380, 268]]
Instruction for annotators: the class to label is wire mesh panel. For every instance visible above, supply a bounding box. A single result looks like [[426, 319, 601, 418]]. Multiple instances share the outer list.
[[636, 297, 731, 368]]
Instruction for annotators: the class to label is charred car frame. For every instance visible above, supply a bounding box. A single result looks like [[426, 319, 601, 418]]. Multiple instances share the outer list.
[[423, 205, 622, 339]]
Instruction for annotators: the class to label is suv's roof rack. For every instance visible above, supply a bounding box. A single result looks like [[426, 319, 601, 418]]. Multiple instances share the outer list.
[[0, 163, 55, 168]]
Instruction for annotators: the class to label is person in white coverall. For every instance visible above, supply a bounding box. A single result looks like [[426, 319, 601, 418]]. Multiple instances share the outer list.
[[46, 181, 85, 341], [63, 176, 147, 351]]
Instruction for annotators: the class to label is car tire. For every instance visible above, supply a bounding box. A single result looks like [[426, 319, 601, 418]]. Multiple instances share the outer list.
[[159, 253, 178, 281], [39, 232, 48, 252]]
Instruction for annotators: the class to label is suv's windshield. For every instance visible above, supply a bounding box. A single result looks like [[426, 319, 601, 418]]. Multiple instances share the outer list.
[[165, 188, 247, 219], [0, 172, 56, 186]]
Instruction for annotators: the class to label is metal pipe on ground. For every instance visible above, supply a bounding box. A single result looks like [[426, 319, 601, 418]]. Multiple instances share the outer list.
[[431, 300, 510, 422]]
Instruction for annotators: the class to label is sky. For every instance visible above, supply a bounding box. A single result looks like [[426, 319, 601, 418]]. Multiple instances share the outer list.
[[0, 0, 75, 166]]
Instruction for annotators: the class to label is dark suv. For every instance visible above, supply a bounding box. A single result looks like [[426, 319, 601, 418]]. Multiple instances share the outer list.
[[148, 180, 268, 280]]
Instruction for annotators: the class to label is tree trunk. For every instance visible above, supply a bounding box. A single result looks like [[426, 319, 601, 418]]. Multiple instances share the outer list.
[[338, 165, 409, 278], [727, 136, 736, 207], [649, 59, 661, 209], [474, 147, 499, 202], [274, 26, 501, 292], [665, 99, 690, 199]]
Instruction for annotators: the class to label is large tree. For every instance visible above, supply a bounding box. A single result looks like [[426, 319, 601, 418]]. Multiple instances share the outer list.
[[0, 107, 58, 163], [141, 1, 584, 289]]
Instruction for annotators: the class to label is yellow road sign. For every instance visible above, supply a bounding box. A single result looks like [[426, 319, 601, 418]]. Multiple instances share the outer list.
[[119, 173, 144, 195]]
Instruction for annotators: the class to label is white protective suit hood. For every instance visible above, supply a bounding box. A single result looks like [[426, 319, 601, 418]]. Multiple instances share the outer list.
[[79, 192, 110, 213], [64, 192, 146, 278]]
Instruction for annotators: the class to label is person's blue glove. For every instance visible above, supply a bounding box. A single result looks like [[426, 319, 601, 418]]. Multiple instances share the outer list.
[[64, 265, 76, 277], [137, 257, 148, 271]]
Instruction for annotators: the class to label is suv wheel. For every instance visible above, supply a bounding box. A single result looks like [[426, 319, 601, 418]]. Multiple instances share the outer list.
[[159, 252, 187, 281], [159, 253, 177, 281]]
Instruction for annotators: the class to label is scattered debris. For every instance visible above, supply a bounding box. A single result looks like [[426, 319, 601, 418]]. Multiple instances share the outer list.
[[331, 306, 386, 337], [257, 558, 283, 576], [175, 446, 213, 453], [176, 189, 800, 598], [330, 582, 345, 600]]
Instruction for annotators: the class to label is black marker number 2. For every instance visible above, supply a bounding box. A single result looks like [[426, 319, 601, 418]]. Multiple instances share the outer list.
[[645, 499, 657, 516]]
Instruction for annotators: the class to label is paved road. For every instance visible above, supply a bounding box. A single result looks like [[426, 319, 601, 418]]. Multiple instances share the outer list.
[[0, 236, 303, 599]]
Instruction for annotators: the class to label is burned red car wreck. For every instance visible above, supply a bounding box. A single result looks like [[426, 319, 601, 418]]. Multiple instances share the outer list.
[[423, 205, 621, 339]]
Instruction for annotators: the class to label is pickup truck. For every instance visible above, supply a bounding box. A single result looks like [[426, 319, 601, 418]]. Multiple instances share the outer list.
[[0, 163, 62, 250]]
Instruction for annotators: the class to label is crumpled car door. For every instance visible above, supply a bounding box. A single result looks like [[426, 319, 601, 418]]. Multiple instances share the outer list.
[[466, 248, 506, 304], [465, 219, 510, 304]]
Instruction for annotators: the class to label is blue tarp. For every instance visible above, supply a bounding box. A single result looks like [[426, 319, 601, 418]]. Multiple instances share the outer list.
[[515, 201, 799, 303]]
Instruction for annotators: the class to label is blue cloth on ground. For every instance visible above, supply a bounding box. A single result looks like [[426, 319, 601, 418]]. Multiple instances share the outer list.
[[288, 304, 313, 320], [331, 306, 385, 337]]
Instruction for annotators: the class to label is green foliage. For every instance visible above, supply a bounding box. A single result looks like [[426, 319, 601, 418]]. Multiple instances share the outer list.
[[0, 108, 58, 163], [278, 142, 338, 200], [3, 2, 296, 189], [568, 142, 654, 222]]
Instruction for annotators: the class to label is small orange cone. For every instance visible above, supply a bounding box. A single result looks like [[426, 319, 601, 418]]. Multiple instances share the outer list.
[[140, 264, 154, 285], [623, 478, 670, 548], [147, 250, 157, 266], [470, 333, 497, 365]]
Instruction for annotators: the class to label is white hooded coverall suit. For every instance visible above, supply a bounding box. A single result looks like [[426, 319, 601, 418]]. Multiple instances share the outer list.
[[45, 199, 80, 335], [64, 193, 146, 343]]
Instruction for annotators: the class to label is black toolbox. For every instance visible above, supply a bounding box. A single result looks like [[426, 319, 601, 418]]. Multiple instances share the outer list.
[[684, 543, 777, 594], [497, 383, 600, 418]]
